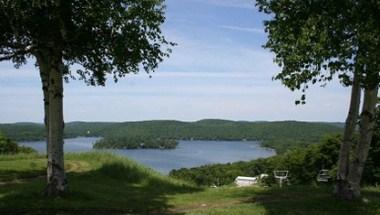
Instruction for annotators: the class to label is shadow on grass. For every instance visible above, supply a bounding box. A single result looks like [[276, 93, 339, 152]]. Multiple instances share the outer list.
[[250, 185, 380, 215], [0, 160, 201, 215], [0, 169, 45, 182]]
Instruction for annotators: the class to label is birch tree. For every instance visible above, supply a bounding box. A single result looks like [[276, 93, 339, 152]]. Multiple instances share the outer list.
[[256, 0, 380, 199], [0, 0, 172, 196]]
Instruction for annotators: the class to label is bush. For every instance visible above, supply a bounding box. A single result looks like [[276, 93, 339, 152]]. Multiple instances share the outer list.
[[363, 106, 380, 185], [0, 133, 36, 154], [0, 133, 19, 154]]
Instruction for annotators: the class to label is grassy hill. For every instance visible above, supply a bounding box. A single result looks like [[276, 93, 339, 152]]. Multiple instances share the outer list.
[[0, 152, 379, 215], [0, 120, 343, 153]]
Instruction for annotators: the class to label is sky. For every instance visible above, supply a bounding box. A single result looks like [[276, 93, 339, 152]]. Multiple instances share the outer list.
[[0, 0, 350, 123]]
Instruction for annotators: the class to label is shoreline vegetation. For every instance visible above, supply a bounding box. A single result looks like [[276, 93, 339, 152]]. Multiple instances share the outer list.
[[93, 137, 178, 149], [170, 135, 341, 186], [169, 134, 380, 188], [0, 119, 343, 153], [0, 132, 36, 154]]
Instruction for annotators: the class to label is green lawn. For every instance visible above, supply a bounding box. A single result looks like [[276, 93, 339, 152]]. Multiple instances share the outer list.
[[0, 152, 379, 215], [169, 186, 380, 215]]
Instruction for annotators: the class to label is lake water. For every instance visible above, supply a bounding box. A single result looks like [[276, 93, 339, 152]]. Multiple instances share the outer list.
[[20, 137, 275, 174]]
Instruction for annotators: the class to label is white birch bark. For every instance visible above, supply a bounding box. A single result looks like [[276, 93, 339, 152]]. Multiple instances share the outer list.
[[336, 73, 361, 198], [347, 86, 379, 199], [46, 53, 66, 196], [36, 53, 50, 155]]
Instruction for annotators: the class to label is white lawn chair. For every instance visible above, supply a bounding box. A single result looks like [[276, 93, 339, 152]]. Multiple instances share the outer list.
[[317, 169, 331, 182], [274, 170, 289, 187]]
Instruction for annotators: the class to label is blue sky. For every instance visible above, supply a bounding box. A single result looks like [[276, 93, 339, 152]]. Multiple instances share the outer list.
[[0, 0, 350, 123]]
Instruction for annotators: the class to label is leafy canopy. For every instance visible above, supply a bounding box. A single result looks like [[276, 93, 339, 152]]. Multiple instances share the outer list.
[[0, 0, 173, 84], [256, 0, 380, 103]]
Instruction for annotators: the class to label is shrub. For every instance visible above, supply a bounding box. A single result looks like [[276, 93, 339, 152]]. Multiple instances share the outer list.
[[0, 132, 36, 154]]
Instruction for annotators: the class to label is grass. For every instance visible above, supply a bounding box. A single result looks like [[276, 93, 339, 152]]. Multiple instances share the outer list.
[[168, 186, 380, 215], [0, 152, 380, 215], [0, 152, 199, 214]]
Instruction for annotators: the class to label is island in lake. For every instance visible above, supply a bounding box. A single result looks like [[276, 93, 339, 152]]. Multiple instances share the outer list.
[[93, 136, 178, 149]]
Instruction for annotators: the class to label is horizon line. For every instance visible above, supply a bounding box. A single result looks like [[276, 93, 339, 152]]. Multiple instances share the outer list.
[[0, 119, 345, 124]]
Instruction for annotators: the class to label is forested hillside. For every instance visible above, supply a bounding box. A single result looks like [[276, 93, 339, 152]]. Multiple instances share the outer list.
[[170, 135, 342, 186], [0, 120, 343, 153]]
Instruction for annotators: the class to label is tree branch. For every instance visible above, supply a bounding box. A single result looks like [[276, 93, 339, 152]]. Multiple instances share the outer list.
[[0, 45, 34, 61]]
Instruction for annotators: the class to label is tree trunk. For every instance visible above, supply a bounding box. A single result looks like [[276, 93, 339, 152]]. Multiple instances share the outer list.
[[36, 53, 50, 154], [347, 86, 379, 199], [45, 53, 67, 196], [335, 73, 361, 198]]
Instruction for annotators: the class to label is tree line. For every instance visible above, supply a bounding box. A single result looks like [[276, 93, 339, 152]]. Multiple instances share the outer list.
[[0, 120, 342, 153]]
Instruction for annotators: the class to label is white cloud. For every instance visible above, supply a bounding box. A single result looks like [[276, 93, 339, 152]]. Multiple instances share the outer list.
[[188, 0, 256, 10], [162, 30, 278, 77], [219, 25, 264, 34]]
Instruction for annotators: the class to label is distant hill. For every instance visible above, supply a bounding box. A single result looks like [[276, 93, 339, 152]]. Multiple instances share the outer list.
[[0, 120, 343, 153]]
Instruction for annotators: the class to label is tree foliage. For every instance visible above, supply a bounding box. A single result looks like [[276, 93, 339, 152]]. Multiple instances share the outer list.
[[256, 0, 380, 102], [0, 132, 36, 154], [93, 136, 178, 149], [363, 103, 380, 185], [0, 0, 173, 84]]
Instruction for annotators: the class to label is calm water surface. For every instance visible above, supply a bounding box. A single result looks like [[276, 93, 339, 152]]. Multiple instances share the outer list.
[[21, 137, 275, 174]]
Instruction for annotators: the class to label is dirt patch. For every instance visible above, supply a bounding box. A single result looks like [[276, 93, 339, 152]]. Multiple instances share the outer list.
[[0, 160, 91, 185], [65, 160, 91, 172]]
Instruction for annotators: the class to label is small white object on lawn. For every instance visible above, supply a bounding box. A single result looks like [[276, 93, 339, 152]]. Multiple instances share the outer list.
[[274, 170, 289, 188], [259, 173, 269, 180], [235, 176, 258, 187], [317, 169, 331, 182]]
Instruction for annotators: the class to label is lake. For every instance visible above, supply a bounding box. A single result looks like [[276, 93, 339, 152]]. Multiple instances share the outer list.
[[20, 137, 276, 174]]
